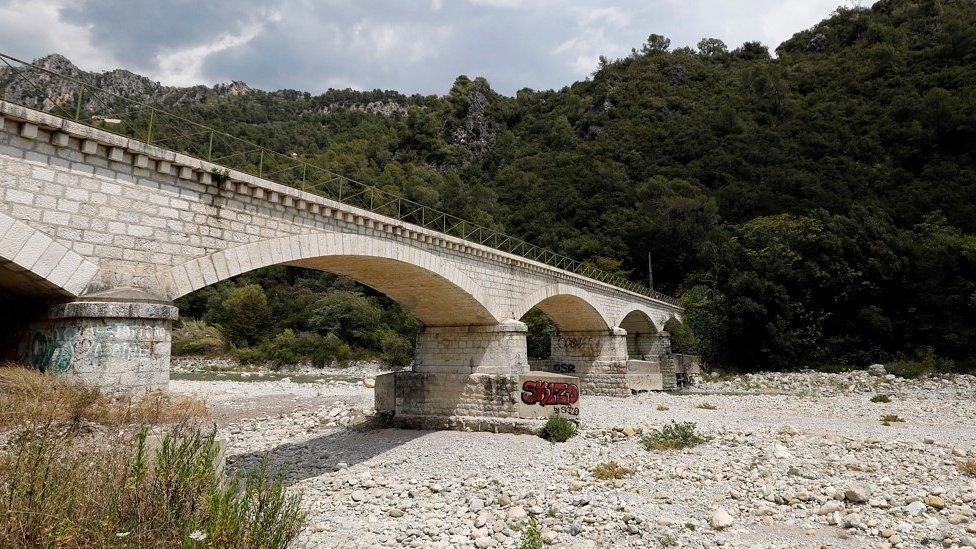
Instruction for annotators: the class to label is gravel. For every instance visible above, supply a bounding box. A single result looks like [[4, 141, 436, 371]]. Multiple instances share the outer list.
[[172, 370, 976, 548]]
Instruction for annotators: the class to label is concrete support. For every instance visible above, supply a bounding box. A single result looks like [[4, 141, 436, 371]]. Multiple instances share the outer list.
[[376, 320, 582, 432], [530, 328, 630, 396], [24, 290, 177, 392]]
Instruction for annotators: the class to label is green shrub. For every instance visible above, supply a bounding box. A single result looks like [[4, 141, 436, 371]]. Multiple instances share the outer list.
[[592, 460, 633, 480], [540, 415, 576, 443], [377, 328, 414, 369], [887, 349, 956, 378], [815, 363, 857, 374], [870, 394, 891, 403], [219, 284, 272, 346], [172, 320, 230, 356], [641, 421, 708, 451], [518, 518, 542, 549], [0, 425, 305, 547]]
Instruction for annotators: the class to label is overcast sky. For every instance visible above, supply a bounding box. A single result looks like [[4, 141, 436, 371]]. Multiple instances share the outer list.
[[0, 0, 849, 96]]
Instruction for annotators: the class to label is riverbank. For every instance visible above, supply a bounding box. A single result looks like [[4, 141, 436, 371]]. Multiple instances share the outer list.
[[168, 368, 976, 548]]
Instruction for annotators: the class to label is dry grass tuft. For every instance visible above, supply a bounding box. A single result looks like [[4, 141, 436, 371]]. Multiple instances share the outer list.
[[958, 459, 976, 477], [0, 364, 208, 430], [697, 401, 718, 410], [591, 460, 633, 480], [880, 414, 905, 426]]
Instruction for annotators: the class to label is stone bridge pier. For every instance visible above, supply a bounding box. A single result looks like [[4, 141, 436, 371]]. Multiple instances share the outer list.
[[540, 329, 630, 396]]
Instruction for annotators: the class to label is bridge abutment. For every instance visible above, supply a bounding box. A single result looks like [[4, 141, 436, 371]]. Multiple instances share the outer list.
[[24, 290, 177, 393]]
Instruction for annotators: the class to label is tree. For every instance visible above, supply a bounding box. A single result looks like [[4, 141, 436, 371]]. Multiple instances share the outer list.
[[641, 34, 672, 55], [219, 284, 271, 346], [697, 38, 728, 58]]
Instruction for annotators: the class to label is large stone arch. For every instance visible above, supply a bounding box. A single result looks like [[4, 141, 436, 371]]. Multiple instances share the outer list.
[[0, 211, 99, 299], [513, 283, 612, 332], [156, 232, 501, 327]]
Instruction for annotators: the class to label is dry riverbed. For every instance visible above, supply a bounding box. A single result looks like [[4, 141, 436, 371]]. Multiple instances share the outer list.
[[170, 368, 976, 548]]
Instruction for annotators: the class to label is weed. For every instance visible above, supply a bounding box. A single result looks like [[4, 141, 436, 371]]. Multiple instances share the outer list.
[[641, 421, 708, 451], [656, 404, 670, 411], [880, 414, 904, 426], [685, 522, 697, 531], [870, 394, 891, 403], [697, 401, 717, 410], [0, 424, 305, 547], [519, 518, 542, 549], [591, 460, 633, 480], [659, 533, 678, 546], [540, 415, 576, 443], [0, 365, 208, 430], [958, 459, 976, 477], [172, 319, 230, 356]]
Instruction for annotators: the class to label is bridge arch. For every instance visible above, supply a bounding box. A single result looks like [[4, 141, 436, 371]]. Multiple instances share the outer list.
[[513, 283, 612, 332], [0, 211, 99, 299], [156, 233, 501, 327]]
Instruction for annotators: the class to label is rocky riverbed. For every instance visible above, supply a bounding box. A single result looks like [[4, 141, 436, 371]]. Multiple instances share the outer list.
[[170, 368, 976, 548]]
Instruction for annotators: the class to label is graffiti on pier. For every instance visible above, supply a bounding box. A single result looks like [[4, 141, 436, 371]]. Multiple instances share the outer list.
[[29, 327, 76, 373], [551, 362, 576, 373], [521, 380, 580, 406]]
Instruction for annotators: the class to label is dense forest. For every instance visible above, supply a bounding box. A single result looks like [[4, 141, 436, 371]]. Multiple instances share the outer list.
[[12, 0, 975, 372]]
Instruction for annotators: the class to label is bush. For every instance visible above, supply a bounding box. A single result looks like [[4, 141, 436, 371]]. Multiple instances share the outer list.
[[219, 284, 271, 346], [377, 328, 414, 369], [592, 460, 633, 480], [870, 394, 891, 403], [641, 421, 708, 451], [0, 425, 306, 547], [887, 349, 956, 378], [171, 320, 230, 356], [518, 518, 542, 549], [539, 415, 576, 443]]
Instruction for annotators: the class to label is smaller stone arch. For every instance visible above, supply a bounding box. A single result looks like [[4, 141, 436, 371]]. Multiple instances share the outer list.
[[514, 283, 612, 332], [620, 309, 659, 359], [0, 212, 99, 298]]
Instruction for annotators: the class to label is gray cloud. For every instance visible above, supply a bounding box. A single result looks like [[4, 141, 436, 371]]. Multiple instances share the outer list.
[[0, 0, 844, 95]]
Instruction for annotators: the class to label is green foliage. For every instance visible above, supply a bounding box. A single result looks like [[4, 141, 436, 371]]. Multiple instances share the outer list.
[[540, 415, 576, 443], [177, 267, 418, 369], [641, 421, 708, 451], [880, 414, 904, 425], [0, 425, 305, 547], [870, 394, 892, 403], [172, 320, 230, 356], [218, 284, 271, 346], [518, 518, 542, 549]]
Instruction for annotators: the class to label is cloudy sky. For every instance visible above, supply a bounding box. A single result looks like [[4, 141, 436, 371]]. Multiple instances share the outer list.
[[0, 0, 848, 95]]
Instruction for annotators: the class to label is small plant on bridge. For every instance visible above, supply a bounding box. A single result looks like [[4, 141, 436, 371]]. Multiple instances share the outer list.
[[870, 394, 892, 403], [518, 518, 542, 549], [880, 414, 905, 426], [540, 415, 576, 443], [641, 421, 708, 451], [591, 460, 633, 480]]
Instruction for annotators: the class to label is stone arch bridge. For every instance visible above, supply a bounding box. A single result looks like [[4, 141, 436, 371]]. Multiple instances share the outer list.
[[0, 102, 688, 430]]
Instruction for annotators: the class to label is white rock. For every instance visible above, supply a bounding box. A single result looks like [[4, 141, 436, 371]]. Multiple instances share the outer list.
[[711, 507, 734, 530]]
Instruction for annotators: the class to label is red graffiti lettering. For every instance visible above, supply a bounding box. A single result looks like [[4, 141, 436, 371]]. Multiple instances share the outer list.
[[521, 380, 580, 406]]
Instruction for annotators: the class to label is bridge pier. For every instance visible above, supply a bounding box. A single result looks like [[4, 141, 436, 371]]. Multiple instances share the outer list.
[[375, 320, 582, 432], [626, 331, 678, 391], [529, 328, 630, 396], [24, 290, 177, 393]]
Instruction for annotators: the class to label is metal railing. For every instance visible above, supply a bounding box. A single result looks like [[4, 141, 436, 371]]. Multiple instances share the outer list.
[[0, 51, 680, 306]]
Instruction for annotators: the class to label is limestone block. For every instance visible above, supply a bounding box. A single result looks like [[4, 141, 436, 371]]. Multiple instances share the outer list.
[[109, 147, 125, 162], [81, 139, 98, 155], [156, 160, 171, 174], [19, 122, 38, 139], [50, 132, 70, 147]]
